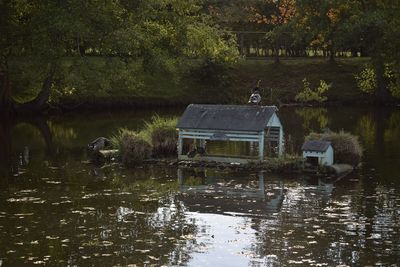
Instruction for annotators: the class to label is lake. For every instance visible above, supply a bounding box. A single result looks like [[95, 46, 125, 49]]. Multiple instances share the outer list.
[[0, 106, 399, 266]]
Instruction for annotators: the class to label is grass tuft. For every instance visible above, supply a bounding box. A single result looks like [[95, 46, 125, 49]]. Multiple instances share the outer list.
[[141, 115, 178, 157]]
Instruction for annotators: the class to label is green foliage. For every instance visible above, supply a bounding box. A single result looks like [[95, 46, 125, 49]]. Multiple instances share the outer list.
[[141, 115, 178, 156], [355, 64, 400, 98], [354, 67, 377, 94], [385, 65, 400, 99], [295, 78, 330, 103], [185, 22, 239, 64], [306, 130, 363, 166], [1, 0, 240, 110]]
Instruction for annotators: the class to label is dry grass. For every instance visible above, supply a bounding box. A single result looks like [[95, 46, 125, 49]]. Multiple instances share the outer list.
[[110, 128, 152, 166], [141, 115, 178, 157], [120, 133, 152, 166]]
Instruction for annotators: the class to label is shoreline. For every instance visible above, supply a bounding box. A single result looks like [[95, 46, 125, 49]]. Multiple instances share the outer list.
[[43, 97, 400, 115]]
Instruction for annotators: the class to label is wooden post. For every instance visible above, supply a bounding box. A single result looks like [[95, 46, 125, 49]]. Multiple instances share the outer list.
[[258, 131, 264, 161], [258, 171, 265, 200], [199, 139, 205, 149], [177, 131, 183, 157], [278, 127, 284, 156], [177, 168, 183, 185]]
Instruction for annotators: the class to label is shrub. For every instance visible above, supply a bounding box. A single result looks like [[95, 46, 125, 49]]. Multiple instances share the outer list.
[[295, 78, 330, 103], [355, 67, 377, 94], [120, 133, 152, 167], [142, 115, 178, 157], [306, 131, 362, 166]]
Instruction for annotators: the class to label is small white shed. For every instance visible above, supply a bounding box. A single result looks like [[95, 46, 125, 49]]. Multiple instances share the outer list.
[[302, 140, 334, 166]]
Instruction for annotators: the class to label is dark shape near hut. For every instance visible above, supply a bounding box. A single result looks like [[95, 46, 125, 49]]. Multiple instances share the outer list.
[[88, 137, 111, 152]]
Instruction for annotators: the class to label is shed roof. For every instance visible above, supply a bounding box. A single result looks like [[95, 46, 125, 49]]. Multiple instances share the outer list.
[[302, 140, 332, 152], [176, 104, 278, 132]]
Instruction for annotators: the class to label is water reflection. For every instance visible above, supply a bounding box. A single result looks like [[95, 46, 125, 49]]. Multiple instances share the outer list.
[[0, 107, 399, 266], [295, 107, 329, 132], [177, 169, 285, 214]]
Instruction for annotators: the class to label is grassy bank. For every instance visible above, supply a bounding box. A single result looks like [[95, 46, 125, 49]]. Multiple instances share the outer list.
[[11, 57, 372, 111], [228, 57, 370, 105]]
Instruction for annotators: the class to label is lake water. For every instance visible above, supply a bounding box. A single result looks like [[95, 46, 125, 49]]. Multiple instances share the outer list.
[[0, 107, 399, 266]]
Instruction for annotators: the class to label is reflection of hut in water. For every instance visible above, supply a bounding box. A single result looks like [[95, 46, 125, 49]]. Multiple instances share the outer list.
[[176, 104, 284, 163], [177, 169, 285, 215]]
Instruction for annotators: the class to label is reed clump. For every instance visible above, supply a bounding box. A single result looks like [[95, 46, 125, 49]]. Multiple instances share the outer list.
[[110, 128, 152, 166], [141, 115, 178, 157]]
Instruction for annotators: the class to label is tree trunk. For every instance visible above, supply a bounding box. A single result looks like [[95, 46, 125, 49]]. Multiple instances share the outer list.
[[373, 56, 390, 103], [328, 46, 335, 62], [0, 70, 15, 114], [273, 47, 280, 64], [0, 116, 13, 179], [16, 65, 55, 114]]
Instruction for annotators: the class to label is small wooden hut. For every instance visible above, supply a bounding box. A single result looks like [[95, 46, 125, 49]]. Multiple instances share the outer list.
[[302, 140, 334, 166], [176, 104, 284, 163]]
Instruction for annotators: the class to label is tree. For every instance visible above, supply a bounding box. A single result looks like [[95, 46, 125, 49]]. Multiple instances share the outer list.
[[295, 0, 354, 62], [346, 0, 400, 101], [0, 0, 238, 115]]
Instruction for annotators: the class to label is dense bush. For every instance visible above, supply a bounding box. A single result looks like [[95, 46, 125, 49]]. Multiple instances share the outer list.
[[141, 115, 178, 157], [306, 131, 362, 166], [295, 78, 330, 103]]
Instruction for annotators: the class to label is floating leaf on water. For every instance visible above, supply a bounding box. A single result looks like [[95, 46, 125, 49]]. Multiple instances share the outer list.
[[367, 233, 381, 239], [48, 166, 60, 170], [135, 249, 150, 253], [7, 197, 42, 203], [180, 234, 195, 240], [17, 189, 37, 194], [14, 213, 34, 216], [102, 241, 113, 246], [288, 260, 304, 264], [46, 181, 61, 184]]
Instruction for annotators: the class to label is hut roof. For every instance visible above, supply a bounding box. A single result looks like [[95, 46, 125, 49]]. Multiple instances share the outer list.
[[176, 104, 277, 132], [302, 140, 332, 152]]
